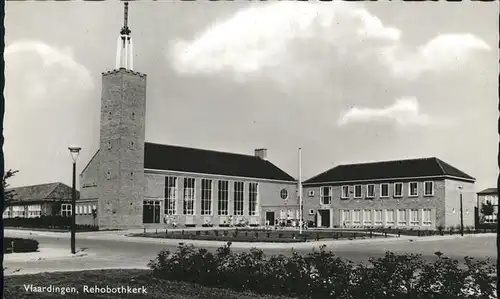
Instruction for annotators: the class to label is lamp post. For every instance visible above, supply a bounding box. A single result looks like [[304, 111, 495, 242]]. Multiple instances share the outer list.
[[68, 145, 81, 254], [458, 185, 464, 236], [298, 148, 303, 235]]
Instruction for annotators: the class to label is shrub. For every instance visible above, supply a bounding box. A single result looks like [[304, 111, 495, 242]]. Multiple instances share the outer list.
[[148, 244, 496, 299], [4, 237, 39, 253]]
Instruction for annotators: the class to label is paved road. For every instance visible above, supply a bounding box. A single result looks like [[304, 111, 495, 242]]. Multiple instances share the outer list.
[[4, 231, 496, 276]]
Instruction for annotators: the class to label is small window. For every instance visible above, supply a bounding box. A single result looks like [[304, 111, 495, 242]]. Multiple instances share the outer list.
[[366, 184, 375, 198], [130, 172, 134, 179], [409, 182, 418, 197], [308, 209, 315, 215], [107, 141, 112, 150], [131, 112, 135, 120], [424, 181, 434, 196], [106, 171, 111, 180], [394, 183, 403, 197], [354, 185, 362, 198], [341, 186, 349, 199], [381, 184, 389, 198], [280, 189, 288, 200], [108, 111, 112, 120]]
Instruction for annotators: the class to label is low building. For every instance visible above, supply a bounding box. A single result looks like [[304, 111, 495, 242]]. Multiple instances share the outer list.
[[302, 157, 476, 230], [3, 182, 77, 218], [477, 188, 498, 224]]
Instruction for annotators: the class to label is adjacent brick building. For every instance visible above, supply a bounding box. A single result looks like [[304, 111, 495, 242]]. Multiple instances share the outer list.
[[302, 158, 475, 230], [3, 182, 76, 219]]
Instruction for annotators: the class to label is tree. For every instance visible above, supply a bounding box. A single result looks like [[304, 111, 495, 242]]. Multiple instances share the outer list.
[[3, 169, 19, 212], [480, 201, 495, 216], [91, 208, 97, 226]]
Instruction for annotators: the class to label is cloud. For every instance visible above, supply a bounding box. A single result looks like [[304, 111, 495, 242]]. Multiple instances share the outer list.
[[4, 40, 96, 183], [168, 2, 490, 84], [382, 33, 492, 79], [337, 97, 438, 127], [168, 2, 399, 77]]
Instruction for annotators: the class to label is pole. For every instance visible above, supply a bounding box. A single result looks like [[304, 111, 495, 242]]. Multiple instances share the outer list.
[[460, 191, 464, 237], [71, 161, 76, 254], [299, 148, 303, 235]]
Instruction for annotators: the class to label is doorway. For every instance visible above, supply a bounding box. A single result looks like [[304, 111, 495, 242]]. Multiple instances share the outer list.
[[318, 209, 331, 228], [143, 200, 161, 224], [265, 211, 275, 225]]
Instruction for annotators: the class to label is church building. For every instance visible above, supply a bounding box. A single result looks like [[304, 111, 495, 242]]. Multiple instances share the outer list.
[[77, 3, 298, 230]]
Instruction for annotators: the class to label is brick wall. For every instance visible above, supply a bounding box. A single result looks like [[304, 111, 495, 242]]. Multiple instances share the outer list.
[[98, 69, 147, 230]]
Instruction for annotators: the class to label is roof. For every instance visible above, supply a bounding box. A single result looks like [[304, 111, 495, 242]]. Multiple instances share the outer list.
[[303, 157, 475, 185], [6, 182, 79, 203], [144, 142, 296, 182], [477, 188, 497, 195]]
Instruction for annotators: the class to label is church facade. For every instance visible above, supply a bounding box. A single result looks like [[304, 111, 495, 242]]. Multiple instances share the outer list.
[[77, 3, 298, 230]]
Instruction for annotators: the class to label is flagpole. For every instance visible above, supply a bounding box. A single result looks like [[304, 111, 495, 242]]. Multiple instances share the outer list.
[[299, 147, 303, 234]]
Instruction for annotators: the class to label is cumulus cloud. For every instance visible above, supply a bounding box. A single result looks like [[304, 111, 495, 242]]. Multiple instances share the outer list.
[[168, 2, 490, 83], [337, 97, 436, 127], [382, 33, 492, 79], [169, 2, 399, 77], [4, 40, 95, 184]]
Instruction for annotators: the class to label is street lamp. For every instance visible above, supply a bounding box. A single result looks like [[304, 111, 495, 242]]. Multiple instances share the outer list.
[[68, 145, 81, 254], [458, 185, 464, 236]]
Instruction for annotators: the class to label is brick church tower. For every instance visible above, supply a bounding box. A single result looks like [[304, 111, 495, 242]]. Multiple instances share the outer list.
[[98, 2, 146, 229]]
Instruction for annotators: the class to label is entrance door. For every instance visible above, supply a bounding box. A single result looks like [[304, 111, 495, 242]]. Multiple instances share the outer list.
[[143, 200, 161, 224], [265, 211, 275, 225], [318, 209, 331, 228]]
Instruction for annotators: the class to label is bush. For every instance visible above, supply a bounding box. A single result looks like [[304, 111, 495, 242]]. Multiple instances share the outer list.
[[4, 216, 98, 231], [148, 243, 496, 299], [4, 237, 39, 253]]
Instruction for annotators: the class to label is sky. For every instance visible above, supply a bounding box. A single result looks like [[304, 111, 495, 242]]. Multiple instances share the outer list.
[[4, 1, 498, 191]]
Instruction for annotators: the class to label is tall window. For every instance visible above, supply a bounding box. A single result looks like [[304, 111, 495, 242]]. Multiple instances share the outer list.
[[320, 187, 332, 204], [28, 205, 41, 218], [280, 209, 286, 219], [381, 184, 389, 198], [409, 182, 418, 197], [201, 179, 213, 216], [386, 209, 395, 225], [424, 181, 434, 196], [165, 176, 177, 215], [61, 204, 72, 216], [234, 182, 244, 216], [366, 184, 375, 198], [248, 182, 259, 216], [217, 180, 229, 216], [183, 178, 195, 215], [410, 209, 419, 226], [394, 183, 403, 197], [423, 209, 432, 226], [374, 210, 383, 225], [341, 210, 351, 225], [363, 210, 372, 225], [341, 186, 349, 199], [354, 185, 362, 198], [398, 209, 407, 226], [352, 210, 361, 225]]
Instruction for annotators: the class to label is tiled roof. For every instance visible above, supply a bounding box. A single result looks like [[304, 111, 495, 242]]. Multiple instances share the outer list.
[[7, 182, 78, 203], [144, 142, 296, 182], [477, 188, 497, 195], [303, 157, 475, 185]]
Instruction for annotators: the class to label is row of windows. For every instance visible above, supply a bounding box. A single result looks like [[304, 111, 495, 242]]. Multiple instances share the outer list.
[[164, 177, 259, 217], [76, 204, 97, 215], [320, 181, 435, 204], [341, 208, 433, 226]]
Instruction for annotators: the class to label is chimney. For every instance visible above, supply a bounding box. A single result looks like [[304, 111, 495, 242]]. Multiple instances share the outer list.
[[254, 148, 267, 160]]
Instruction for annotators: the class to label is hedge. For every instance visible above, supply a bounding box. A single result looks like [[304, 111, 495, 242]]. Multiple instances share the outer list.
[[4, 237, 39, 254], [148, 243, 496, 299], [4, 216, 98, 231]]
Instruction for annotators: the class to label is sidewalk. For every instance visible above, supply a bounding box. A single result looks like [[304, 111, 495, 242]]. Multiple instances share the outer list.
[[4, 228, 495, 250]]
